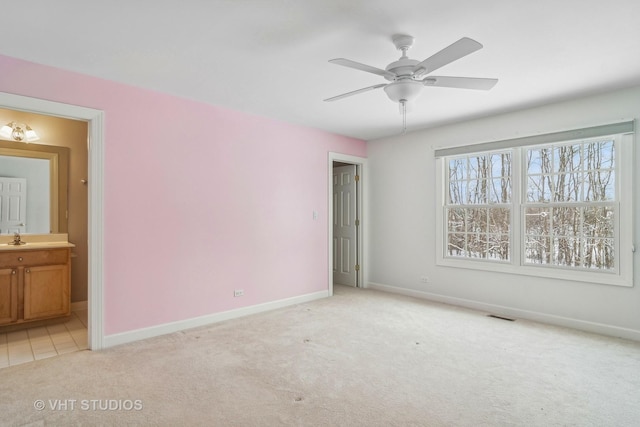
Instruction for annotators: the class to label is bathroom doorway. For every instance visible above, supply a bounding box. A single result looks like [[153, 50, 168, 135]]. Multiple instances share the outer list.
[[0, 92, 105, 355]]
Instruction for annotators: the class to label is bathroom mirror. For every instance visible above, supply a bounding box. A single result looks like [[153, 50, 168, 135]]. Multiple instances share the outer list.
[[0, 140, 69, 235]]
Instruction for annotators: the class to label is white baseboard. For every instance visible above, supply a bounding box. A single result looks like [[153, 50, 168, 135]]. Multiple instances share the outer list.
[[103, 290, 329, 348], [368, 282, 640, 342], [71, 300, 88, 311]]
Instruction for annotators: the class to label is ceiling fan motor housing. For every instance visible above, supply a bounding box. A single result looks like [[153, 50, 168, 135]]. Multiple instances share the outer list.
[[385, 58, 420, 79], [384, 57, 423, 103]]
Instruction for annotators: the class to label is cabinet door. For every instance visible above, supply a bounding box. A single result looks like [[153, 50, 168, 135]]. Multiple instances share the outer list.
[[0, 268, 18, 324], [23, 264, 70, 320]]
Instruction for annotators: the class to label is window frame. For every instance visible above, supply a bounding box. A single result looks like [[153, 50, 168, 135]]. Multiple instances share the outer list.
[[435, 132, 634, 287]]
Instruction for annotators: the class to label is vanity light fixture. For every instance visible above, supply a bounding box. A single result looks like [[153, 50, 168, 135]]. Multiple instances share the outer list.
[[0, 121, 40, 142]]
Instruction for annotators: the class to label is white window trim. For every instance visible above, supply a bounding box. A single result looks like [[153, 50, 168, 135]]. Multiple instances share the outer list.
[[435, 132, 634, 287]]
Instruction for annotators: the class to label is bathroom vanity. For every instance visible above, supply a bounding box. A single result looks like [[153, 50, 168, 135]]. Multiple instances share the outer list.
[[0, 235, 74, 331]]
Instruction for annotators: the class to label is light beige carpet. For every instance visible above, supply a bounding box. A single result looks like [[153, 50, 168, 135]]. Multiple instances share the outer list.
[[2, 285, 639, 426]]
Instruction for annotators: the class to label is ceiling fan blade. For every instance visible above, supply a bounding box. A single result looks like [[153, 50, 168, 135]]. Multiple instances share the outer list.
[[414, 37, 483, 76], [324, 83, 387, 102], [423, 76, 498, 90], [329, 58, 396, 79]]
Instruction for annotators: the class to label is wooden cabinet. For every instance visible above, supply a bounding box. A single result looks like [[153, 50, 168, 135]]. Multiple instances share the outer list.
[[0, 268, 18, 324], [0, 247, 71, 329]]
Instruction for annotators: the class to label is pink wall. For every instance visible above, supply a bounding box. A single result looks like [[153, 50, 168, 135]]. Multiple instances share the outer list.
[[0, 55, 366, 335]]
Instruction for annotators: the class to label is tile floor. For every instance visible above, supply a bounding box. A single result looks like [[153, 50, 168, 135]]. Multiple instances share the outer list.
[[0, 309, 88, 368]]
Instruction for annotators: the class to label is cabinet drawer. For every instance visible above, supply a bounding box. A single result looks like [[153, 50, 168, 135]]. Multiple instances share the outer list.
[[0, 249, 69, 268]]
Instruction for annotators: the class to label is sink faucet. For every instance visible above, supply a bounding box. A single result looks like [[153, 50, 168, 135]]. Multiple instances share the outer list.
[[12, 232, 22, 245]]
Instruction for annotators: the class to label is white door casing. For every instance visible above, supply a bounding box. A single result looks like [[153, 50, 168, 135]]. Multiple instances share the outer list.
[[333, 164, 357, 287], [0, 177, 27, 234]]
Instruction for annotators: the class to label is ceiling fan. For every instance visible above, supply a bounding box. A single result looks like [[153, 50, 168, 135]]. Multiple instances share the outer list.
[[324, 35, 498, 132]]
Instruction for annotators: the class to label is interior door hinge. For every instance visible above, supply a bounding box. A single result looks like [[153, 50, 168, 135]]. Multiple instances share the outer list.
[[355, 264, 360, 271], [354, 175, 360, 182], [355, 219, 360, 227]]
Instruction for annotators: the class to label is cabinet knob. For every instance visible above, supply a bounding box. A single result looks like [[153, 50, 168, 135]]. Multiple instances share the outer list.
[[12, 270, 16, 275], [18, 257, 23, 262], [25, 269, 30, 273]]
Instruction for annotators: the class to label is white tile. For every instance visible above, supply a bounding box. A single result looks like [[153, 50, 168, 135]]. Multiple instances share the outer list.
[[1, 310, 88, 369], [8, 343, 34, 365], [27, 327, 49, 340], [74, 309, 88, 328], [7, 330, 29, 344]]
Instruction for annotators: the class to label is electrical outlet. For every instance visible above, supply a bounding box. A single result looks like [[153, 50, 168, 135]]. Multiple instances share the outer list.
[[234, 289, 244, 297], [420, 276, 430, 284]]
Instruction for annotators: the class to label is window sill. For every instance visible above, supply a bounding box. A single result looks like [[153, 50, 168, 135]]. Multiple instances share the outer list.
[[436, 257, 633, 287]]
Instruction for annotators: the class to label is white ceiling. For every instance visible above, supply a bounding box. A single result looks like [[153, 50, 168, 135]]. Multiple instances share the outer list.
[[2, 1, 640, 140]]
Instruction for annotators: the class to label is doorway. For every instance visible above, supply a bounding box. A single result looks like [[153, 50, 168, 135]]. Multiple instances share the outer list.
[[328, 153, 367, 296], [0, 92, 104, 350]]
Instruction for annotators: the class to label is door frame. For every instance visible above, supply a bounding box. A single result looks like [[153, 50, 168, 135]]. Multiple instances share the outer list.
[[0, 92, 105, 350], [328, 152, 368, 296]]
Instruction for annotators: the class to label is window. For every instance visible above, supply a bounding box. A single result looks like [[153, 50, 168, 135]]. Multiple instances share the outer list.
[[446, 152, 512, 261], [436, 124, 634, 287], [523, 140, 616, 270]]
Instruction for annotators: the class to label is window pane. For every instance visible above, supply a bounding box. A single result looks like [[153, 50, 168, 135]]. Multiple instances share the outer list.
[[488, 208, 510, 233], [584, 238, 614, 270], [466, 179, 488, 203], [447, 208, 466, 232], [447, 233, 466, 257], [487, 234, 510, 261], [583, 207, 614, 238], [489, 178, 511, 203], [490, 153, 512, 178], [525, 236, 551, 264], [527, 175, 552, 202], [584, 168, 615, 201], [553, 172, 581, 202], [553, 145, 581, 173], [552, 206, 580, 237], [527, 148, 552, 174], [585, 140, 615, 170], [467, 157, 482, 180], [553, 237, 582, 267], [449, 158, 466, 180], [467, 233, 487, 259], [448, 179, 467, 204], [467, 208, 487, 233], [525, 207, 550, 235]]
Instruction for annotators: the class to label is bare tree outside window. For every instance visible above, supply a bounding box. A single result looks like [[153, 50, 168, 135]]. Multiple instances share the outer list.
[[524, 139, 615, 270], [445, 139, 616, 271], [446, 152, 512, 261]]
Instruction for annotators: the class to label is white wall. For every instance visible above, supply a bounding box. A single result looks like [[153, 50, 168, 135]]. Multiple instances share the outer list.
[[367, 85, 640, 341]]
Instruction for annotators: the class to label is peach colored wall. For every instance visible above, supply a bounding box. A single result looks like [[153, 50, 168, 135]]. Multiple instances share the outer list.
[[0, 54, 366, 335]]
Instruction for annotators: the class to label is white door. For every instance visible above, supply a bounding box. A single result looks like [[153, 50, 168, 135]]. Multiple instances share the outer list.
[[333, 164, 358, 287], [0, 177, 27, 234]]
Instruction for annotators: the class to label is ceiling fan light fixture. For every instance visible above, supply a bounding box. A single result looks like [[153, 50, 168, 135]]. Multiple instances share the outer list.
[[383, 80, 423, 104]]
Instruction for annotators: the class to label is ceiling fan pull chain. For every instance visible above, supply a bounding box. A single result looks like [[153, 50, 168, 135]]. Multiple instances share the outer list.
[[401, 100, 407, 134]]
